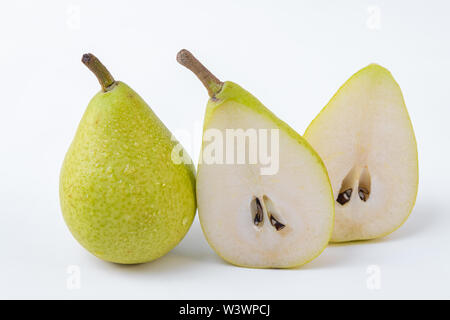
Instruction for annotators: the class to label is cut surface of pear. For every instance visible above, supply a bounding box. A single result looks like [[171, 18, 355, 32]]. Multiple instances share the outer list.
[[60, 54, 196, 264], [304, 64, 418, 242], [177, 50, 334, 268]]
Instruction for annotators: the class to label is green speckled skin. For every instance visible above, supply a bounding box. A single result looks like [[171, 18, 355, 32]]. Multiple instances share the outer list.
[[60, 82, 196, 264]]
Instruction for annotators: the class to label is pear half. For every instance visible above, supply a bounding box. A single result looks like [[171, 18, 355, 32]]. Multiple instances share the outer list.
[[177, 50, 334, 268], [304, 64, 418, 242]]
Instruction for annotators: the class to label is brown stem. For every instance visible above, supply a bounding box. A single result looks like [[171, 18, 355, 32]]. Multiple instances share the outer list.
[[82, 53, 116, 92], [176, 49, 223, 97]]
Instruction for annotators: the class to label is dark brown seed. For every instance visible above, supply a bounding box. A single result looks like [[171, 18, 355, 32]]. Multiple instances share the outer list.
[[336, 188, 352, 205], [254, 198, 264, 226], [270, 215, 286, 231], [358, 187, 369, 201]]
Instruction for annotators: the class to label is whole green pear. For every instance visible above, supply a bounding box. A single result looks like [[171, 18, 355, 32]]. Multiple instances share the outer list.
[[60, 54, 196, 264]]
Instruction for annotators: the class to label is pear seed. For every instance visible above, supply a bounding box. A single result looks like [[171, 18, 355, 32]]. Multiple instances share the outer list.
[[251, 197, 264, 227], [358, 187, 369, 202], [337, 188, 352, 205], [269, 215, 286, 231]]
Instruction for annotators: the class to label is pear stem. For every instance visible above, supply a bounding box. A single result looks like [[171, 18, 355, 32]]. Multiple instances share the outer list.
[[176, 49, 223, 97], [82, 53, 116, 92]]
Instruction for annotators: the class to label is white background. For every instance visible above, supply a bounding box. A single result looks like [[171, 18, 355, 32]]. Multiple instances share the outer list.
[[0, 0, 449, 299]]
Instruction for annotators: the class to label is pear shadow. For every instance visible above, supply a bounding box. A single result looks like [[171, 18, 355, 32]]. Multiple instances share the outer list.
[[298, 245, 354, 270], [386, 201, 438, 241], [91, 218, 221, 275], [303, 200, 438, 269], [329, 200, 437, 248], [170, 219, 218, 261], [85, 201, 438, 273]]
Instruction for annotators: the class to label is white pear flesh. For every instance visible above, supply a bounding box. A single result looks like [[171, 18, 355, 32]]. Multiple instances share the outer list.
[[304, 64, 418, 242], [198, 93, 334, 268]]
